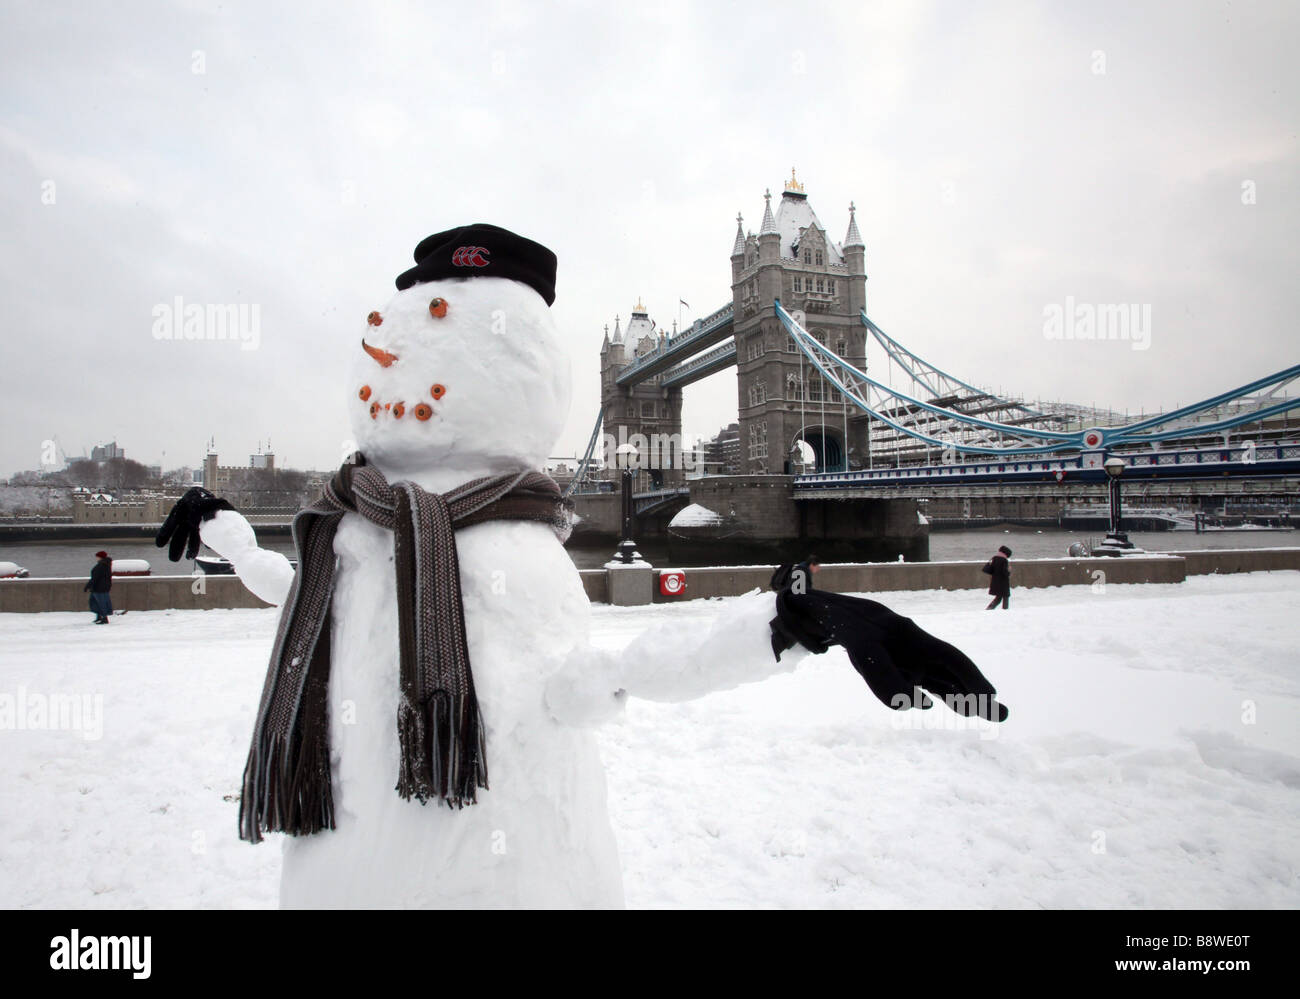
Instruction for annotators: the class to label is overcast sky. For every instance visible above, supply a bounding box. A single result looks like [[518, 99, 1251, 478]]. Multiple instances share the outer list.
[[1, 0, 1296, 478]]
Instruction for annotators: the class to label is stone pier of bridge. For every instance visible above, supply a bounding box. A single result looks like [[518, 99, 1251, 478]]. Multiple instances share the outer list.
[[569, 475, 928, 562]]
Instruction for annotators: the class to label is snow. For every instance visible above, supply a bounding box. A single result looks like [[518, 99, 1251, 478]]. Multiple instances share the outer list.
[[669, 503, 725, 528], [2, 571, 1297, 909]]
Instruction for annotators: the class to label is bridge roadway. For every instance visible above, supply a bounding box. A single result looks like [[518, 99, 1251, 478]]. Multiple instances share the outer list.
[[614, 302, 734, 387], [792, 441, 1300, 497], [660, 340, 737, 390]]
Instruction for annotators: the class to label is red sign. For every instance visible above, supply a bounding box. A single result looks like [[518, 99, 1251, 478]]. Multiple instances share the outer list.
[[659, 570, 686, 596]]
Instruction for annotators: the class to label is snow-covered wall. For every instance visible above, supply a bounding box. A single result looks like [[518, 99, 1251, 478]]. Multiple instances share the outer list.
[[6, 552, 1294, 613]]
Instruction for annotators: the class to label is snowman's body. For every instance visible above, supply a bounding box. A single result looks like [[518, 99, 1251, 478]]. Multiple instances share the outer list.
[[281, 514, 623, 908]]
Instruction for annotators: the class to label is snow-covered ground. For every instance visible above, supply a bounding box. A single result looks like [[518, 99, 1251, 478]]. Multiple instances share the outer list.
[[1, 573, 1297, 908]]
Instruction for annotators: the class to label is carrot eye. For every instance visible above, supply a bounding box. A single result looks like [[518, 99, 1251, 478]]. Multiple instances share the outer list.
[[367, 311, 383, 326], [430, 383, 446, 400], [428, 298, 448, 319], [359, 385, 371, 401], [393, 402, 405, 419], [369, 402, 380, 419], [414, 403, 433, 421]]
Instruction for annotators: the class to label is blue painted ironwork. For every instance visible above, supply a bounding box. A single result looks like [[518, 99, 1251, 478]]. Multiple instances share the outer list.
[[633, 487, 691, 515], [861, 311, 1047, 420], [564, 408, 605, 498], [661, 339, 738, 389], [777, 300, 1300, 456], [795, 442, 1300, 491], [615, 302, 734, 386]]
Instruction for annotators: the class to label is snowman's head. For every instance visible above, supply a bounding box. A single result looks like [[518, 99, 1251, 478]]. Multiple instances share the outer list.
[[348, 274, 570, 478]]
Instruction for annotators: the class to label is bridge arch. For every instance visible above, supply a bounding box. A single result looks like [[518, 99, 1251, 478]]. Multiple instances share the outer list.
[[790, 424, 844, 473]]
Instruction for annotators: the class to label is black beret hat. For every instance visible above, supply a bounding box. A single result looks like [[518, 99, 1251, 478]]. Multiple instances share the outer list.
[[998, 545, 1012, 556], [395, 223, 557, 306]]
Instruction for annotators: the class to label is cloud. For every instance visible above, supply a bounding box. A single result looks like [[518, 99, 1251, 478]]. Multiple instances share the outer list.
[[0, 0, 1295, 478]]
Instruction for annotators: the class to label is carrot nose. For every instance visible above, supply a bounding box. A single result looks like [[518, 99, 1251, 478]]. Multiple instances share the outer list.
[[362, 339, 398, 368]]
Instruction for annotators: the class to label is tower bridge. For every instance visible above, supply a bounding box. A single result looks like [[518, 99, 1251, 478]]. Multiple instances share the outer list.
[[572, 170, 1299, 554]]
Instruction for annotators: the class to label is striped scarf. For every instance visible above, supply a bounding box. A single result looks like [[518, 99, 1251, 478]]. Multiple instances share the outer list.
[[238, 455, 572, 843]]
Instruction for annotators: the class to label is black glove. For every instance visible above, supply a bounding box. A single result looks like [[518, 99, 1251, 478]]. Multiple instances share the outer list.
[[156, 487, 236, 562]]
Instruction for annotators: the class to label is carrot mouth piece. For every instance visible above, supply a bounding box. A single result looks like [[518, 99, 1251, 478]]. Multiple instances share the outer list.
[[362, 339, 398, 368]]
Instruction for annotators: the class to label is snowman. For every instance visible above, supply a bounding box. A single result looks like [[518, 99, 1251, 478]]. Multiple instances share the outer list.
[[158, 224, 806, 907]]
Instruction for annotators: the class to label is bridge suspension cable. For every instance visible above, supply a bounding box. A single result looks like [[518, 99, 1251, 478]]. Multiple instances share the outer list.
[[777, 300, 1300, 456], [860, 311, 1050, 422], [563, 408, 604, 498]]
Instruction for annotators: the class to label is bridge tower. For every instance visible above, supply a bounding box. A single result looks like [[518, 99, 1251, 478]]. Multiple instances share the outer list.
[[598, 301, 685, 488], [731, 170, 869, 473]]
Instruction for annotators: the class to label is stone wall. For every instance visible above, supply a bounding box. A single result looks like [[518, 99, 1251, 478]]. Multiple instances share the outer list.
[[649, 555, 1188, 602], [569, 492, 622, 540], [1177, 548, 1300, 575], [0, 575, 272, 613], [687, 475, 799, 538], [2, 550, 1292, 613]]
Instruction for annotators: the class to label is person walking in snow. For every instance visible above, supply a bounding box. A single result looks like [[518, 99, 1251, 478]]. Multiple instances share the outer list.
[[983, 545, 1012, 610], [84, 550, 113, 624]]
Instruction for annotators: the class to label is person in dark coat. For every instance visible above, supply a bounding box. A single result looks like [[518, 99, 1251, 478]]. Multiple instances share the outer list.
[[84, 550, 113, 624], [984, 545, 1012, 610], [770, 554, 1008, 722]]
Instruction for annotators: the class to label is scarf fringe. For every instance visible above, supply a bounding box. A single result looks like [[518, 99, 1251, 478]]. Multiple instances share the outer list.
[[396, 690, 489, 808], [239, 725, 336, 843]]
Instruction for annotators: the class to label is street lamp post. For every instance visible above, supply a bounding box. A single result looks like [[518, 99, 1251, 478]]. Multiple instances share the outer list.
[[1101, 456, 1135, 553], [614, 443, 639, 564]]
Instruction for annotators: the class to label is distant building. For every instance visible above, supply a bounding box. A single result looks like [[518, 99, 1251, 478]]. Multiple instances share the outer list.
[[547, 458, 578, 491], [71, 490, 178, 524], [703, 423, 741, 475], [201, 448, 275, 490], [90, 441, 125, 461]]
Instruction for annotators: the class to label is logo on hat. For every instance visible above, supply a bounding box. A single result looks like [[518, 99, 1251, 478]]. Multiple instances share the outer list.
[[451, 246, 490, 268]]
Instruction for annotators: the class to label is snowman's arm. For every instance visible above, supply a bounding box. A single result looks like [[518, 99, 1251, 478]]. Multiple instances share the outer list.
[[614, 588, 810, 702], [544, 589, 809, 725], [199, 510, 295, 607], [544, 647, 630, 727]]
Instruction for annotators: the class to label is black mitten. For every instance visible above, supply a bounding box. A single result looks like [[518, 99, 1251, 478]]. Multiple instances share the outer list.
[[155, 487, 236, 561]]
